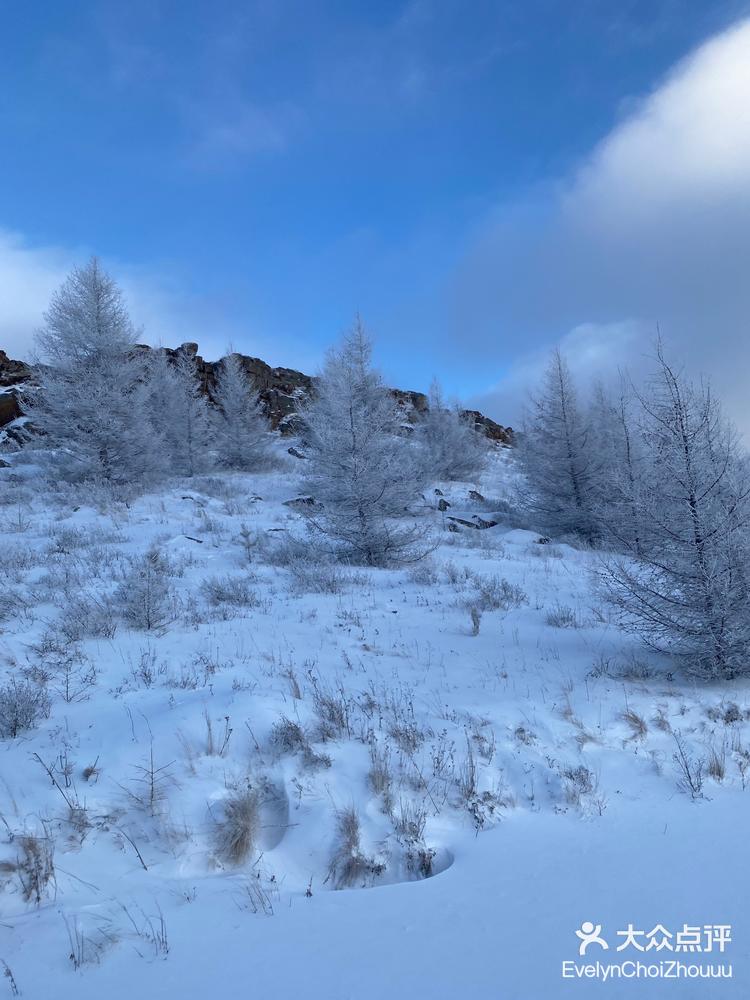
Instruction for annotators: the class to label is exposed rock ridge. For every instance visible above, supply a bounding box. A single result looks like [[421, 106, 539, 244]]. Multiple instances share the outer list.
[[0, 343, 514, 444]]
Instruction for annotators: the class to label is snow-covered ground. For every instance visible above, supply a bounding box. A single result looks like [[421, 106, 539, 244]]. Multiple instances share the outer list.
[[0, 452, 748, 998]]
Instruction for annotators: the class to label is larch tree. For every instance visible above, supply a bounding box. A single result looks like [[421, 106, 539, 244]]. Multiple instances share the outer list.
[[213, 353, 275, 471], [416, 379, 488, 482], [518, 349, 598, 541], [300, 319, 428, 566], [24, 257, 156, 486], [146, 346, 213, 477], [599, 343, 750, 679], [588, 377, 646, 556]]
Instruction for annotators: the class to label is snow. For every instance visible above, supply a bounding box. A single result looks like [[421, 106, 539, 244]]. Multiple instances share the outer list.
[[0, 452, 748, 998]]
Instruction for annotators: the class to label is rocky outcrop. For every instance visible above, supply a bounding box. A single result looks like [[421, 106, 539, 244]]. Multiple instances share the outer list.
[[0, 391, 21, 427], [463, 410, 513, 444], [135, 342, 315, 433], [0, 342, 513, 444], [0, 350, 33, 429], [0, 350, 31, 388]]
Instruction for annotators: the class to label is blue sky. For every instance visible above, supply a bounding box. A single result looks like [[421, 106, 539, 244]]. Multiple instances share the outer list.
[[2, 1, 750, 423]]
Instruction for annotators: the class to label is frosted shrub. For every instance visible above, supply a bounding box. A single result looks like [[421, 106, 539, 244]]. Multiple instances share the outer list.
[[259, 531, 370, 593], [544, 603, 580, 628], [406, 559, 440, 586], [311, 678, 355, 741], [259, 532, 316, 567], [0, 589, 28, 624], [0, 679, 51, 739], [471, 574, 527, 612], [57, 592, 117, 641], [286, 558, 369, 595], [269, 717, 332, 769], [544, 604, 580, 628], [0, 546, 42, 581], [415, 379, 488, 482], [394, 798, 427, 844], [269, 717, 308, 755], [115, 549, 176, 632], [672, 731, 705, 799], [465, 575, 527, 633], [562, 764, 596, 808], [200, 575, 260, 608]]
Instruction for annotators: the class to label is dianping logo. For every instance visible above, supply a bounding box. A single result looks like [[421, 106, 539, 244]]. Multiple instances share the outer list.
[[574, 920, 731, 955], [563, 922, 734, 983]]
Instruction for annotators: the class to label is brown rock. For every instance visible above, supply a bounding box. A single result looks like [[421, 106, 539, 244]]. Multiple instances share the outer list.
[[462, 409, 513, 444], [0, 392, 21, 426], [283, 496, 317, 510], [472, 515, 498, 529], [0, 350, 33, 389], [0, 352, 31, 431], [447, 515, 497, 531]]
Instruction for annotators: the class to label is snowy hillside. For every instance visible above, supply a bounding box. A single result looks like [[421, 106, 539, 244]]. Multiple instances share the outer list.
[[0, 451, 747, 999]]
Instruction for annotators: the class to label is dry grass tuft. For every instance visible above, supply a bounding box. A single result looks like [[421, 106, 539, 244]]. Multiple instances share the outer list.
[[707, 743, 726, 782], [328, 807, 385, 889], [215, 788, 261, 865], [0, 832, 56, 905], [622, 708, 648, 741]]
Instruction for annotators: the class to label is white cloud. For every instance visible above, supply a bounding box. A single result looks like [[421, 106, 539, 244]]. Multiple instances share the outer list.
[[0, 231, 74, 359], [0, 230, 238, 364], [568, 19, 750, 223], [456, 18, 750, 431], [184, 98, 296, 169], [471, 321, 645, 429], [0, 228, 324, 375]]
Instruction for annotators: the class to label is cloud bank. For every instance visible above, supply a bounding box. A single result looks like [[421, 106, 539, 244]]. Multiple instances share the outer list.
[[0, 230, 286, 366], [457, 18, 750, 430], [0, 232, 73, 358]]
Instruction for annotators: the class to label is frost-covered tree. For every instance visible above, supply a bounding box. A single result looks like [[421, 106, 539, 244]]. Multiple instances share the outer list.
[[416, 379, 487, 482], [600, 344, 750, 679], [146, 347, 213, 477], [518, 349, 598, 541], [213, 353, 275, 470], [301, 320, 428, 566], [588, 378, 645, 555], [24, 258, 155, 485], [143, 348, 175, 462]]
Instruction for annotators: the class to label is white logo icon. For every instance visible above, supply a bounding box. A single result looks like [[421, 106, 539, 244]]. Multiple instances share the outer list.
[[575, 921, 609, 956]]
